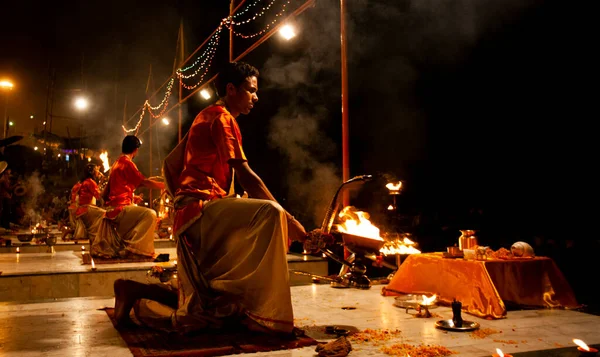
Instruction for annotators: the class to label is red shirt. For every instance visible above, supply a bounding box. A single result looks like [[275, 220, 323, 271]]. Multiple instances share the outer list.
[[75, 178, 100, 216], [79, 178, 100, 206], [106, 155, 146, 208], [176, 104, 247, 201], [69, 182, 82, 210]]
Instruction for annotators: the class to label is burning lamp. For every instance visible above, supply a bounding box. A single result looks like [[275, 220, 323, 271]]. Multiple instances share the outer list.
[[162, 118, 170, 125], [417, 294, 437, 318], [574, 339, 598, 356], [493, 348, 513, 357]]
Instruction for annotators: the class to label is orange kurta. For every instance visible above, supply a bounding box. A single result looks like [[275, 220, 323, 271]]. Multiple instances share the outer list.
[[172, 104, 246, 235], [75, 178, 100, 217], [105, 155, 146, 219]]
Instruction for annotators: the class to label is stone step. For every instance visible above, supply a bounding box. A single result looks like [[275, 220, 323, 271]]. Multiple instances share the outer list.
[[0, 249, 328, 302], [0, 238, 176, 254]]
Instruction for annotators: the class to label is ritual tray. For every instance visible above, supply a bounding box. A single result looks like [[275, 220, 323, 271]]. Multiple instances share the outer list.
[[435, 319, 480, 332], [442, 252, 464, 259], [393, 294, 439, 310]]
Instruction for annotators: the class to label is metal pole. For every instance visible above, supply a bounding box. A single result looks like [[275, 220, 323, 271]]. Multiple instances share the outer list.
[[149, 117, 153, 204], [2, 94, 8, 139], [340, 0, 350, 207]]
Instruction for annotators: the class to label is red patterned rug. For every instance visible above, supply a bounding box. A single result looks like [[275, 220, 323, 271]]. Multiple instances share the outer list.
[[75, 252, 156, 264], [104, 308, 318, 357]]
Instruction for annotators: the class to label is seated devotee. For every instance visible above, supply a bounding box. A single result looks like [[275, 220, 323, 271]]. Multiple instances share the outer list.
[[100, 135, 165, 258], [113, 62, 308, 336], [68, 179, 88, 240], [74, 163, 113, 255]]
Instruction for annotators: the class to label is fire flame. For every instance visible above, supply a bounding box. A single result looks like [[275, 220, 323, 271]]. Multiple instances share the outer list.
[[100, 151, 110, 173], [91, 258, 96, 270], [335, 206, 383, 241], [380, 237, 421, 255], [386, 182, 402, 191], [421, 294, 437, 306], [573, 339, 590, 351], [496, 348, 504, 357], [387, 204, 394, 210]]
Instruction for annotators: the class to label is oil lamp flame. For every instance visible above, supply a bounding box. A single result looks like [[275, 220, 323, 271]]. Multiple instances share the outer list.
[[380, 237, 421, 255], [91, 259, 96, 270], [387, 204, 394, 210], [386, 182, 402, 191], [100, 151, 110, 173], [573, 339, 590, 351], [496, 348, 504, 357], [421, 294, 437, 306], [335, 206, 383, 241]]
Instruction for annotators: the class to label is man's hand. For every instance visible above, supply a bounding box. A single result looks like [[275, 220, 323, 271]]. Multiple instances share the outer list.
[[288, 217, 307, 243]]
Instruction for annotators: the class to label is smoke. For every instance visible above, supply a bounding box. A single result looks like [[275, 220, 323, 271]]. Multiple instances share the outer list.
[[268, 105, 340, 228], [22, 172, 45, 226]]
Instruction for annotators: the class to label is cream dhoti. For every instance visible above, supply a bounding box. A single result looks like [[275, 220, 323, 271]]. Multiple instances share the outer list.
[[133, 197, 293, 334]]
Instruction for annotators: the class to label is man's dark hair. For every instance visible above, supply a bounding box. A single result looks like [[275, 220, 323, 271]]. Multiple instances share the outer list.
[[83, 163, 97, 180], [214, 62, 259, 97], [122, 135, 141, 154]]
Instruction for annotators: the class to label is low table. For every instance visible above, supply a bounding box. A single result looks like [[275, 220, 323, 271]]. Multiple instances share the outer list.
[[383, 253, 579, 319]]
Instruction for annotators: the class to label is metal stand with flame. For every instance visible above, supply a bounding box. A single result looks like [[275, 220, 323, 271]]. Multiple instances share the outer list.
[[295, 176, 420, 289]]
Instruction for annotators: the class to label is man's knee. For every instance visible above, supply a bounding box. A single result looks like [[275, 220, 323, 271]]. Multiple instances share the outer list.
[[261, 200, 285, 219]]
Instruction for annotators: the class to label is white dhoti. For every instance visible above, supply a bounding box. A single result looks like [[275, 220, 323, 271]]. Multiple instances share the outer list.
[[92, 205, 156, 258], [134, 197, 294, 334]]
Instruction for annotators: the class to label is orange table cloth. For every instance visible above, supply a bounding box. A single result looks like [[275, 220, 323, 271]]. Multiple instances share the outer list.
[[382, 253, 579, 319]]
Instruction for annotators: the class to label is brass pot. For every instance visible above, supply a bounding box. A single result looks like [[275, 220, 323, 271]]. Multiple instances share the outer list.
[[458, 230, 478, 250]]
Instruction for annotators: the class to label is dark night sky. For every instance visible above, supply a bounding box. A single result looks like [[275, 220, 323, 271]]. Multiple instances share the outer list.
[[0, 0, 594, 235]]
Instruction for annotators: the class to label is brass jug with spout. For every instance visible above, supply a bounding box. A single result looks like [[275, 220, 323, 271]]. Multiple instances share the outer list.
[[458, 230, 478, 250]]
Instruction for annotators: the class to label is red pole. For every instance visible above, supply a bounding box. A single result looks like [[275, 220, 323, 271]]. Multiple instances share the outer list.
[[341, 0, 350, 206]]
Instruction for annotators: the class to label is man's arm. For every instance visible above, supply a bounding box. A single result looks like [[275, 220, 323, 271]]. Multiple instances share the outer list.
[[231, 160, 276, 201], [139, 179, 165, 190], [231, 160, 306, 242]]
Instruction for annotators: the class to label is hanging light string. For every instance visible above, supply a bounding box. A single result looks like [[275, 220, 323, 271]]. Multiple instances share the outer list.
[[176, 26, 223, 75], [122, 78, 175, 133], [122, 106, 146, 135], [122, 0, 294, 135], [227, 0, 291, 39], [230, 0, 278, 26], [146, 78, 175, 113], [179, 28, 221, 90], [231, 0, 266, 20]]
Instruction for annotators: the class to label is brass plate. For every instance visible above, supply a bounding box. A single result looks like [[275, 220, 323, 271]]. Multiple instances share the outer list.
[[435, 319, 480, 332]]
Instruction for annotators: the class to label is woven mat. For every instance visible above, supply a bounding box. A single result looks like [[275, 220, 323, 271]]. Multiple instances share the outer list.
[[75, 252, 156, 264], [104, 308, 318, 357]]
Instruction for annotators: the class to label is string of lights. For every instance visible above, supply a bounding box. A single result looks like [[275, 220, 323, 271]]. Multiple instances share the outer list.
[[176, 26, 223, 75], [230, 0, 278, 26], [122, 0, 297, 134], [228, 0, 290, 39]]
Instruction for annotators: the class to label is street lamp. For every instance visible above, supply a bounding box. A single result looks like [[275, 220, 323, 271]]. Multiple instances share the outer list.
[[278, 24, 296, 40], [74, 97, 89, 111], [200, 89, 212, 100], [1, 79, 14, 139]]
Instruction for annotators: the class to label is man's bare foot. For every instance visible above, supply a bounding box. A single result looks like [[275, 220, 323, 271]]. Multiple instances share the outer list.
[[113, 279, 140, 327], [242, 317, 304, 338]]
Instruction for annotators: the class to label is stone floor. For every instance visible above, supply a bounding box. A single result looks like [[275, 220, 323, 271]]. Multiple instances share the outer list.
[[0, 285, 598, 357]]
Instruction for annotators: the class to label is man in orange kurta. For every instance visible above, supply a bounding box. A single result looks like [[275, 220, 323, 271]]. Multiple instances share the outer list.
[[114, 62, 307, 336], [98, 135, 165, 258]]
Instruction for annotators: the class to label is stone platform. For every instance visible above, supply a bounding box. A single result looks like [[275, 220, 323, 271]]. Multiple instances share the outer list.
[[0, 237, 177, 254], [0, 247, 328, 302], [1, 285, 599, 357]]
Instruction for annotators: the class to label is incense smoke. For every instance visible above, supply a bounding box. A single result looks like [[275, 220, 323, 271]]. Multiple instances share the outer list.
[[22, 172, 45, 226]]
